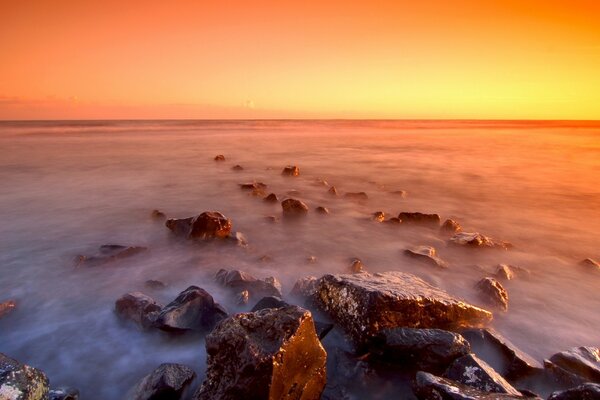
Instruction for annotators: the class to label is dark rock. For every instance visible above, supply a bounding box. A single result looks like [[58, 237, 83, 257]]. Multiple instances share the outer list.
[[49, 387, 79, 400], [328, 186, 338, 196], [194, 306, 327, 400], [344, 192, 368, 200], [315, 206, 329, 215], [404, 246, 448, 268], [580, 258, 600, 271], [145, 280, 167, 290], [314, 272, 493, 348], [281, 198, 309, 217], [413, 371, 540, 400], [476, 277, 509, 311], [385, 217, 401, 224], [369, 328, 471, 372], [215, 269, 282, 299], [495, 264, 530, 281], [398, 212, 441, 226], [444, 353, 522, 395], [214, 155, 225, 161], [323, 348, 376, 398], [151, 209, 166, 220], [349, 258, 365, 273], [0, 300, 16, 319], [546, 347, 600, 384], [315, 322, 334, 340], [263, 193, 279, 203], [115, 292, 163, 329], [153, 286, 227, 333], [449, 232, 512, 250], [548, 383, 600, 400], [441, 219, 462, 233], [165, 211, 232, 240], [290, 276, 319, 299], [251, 296, 289, 312], [282, 165, 300, 176], [74, 244, 147, 267], [372, 211, 385, 222], [239, 182, 267, 191], [0, 353, 49, 400], [231, 165, 244, 171], [131, 363, 196, 400]]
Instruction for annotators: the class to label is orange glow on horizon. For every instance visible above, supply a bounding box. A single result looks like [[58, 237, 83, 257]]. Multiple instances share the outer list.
[[1, 0, 599, 120]]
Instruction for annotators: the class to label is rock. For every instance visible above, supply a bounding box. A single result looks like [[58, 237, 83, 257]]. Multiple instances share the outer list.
[[225, 231, 248, 247], [151, 209, 166, 220], [239, 182, 267, 191], [264, 277, 282, 293], [231, 165, 244, 171], [0, 300, 16, 319], [314, 178, 329, 186], [281, 198, 309, 217], [194, 306, 327, 400], [314, 272, 493, 348], [580, 258, 600, 271], [385, 217, 401, 224], [546, 347, 600, 384], [74, 244, 147, 267], [282, 165, 300, 176], [324, 348, 375, 397], [476, 277, 509, 311], [263, 193, 279, 203], [404, 246, 448, 269], [372, 211, 385, 222], [131, 363, 196, 400], [344, 192, 368, 200], [153, 286, 227, 333], [115, 292, 163, 329], [449, 232, 512, 250], [349, 258, 365, 273], [290, 276, 319, 300], [236, 290, 249, 306], [460, 328, 543, 379], [215, 269, 282, 299], [369, 328, 471, 372], [264, 216, 278, 223], [258, 255, 274, 263], [314, 322, 334, 340], [328, 187, 338, 196], [398, 212, 441, 226], [548, 383, 600, 400], [145, 280, 167, 290], [306, 256, 317, 264], [0, 353, 49, 400], [315, 206, 329, 215], [214, 155, 225, 161], [413, 371, 539, 400], [444, 353, 522, 395], [495, 264, 530, 280], [251, 296, 289, 312], [48, 387, 79, 400], [286, 189, 301, 196], [165, 211, 232, 240], [391, 190, 407, 197], [441, 219, 462, 233]]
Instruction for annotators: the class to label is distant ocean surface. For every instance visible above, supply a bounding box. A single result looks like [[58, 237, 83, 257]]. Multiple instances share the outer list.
[[1, 120, 599, 399]]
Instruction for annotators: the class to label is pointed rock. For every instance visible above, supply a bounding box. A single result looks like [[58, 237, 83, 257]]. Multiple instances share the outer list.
[[476, 277, 509, 311], [444, 353, 522, 395]]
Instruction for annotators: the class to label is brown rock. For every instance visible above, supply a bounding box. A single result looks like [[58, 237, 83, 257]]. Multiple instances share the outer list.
[[372, 211, 385, 222], [0, 299, 16, 319], [0, 353, 49, 400], [344, 192, 368, 200], [281, 198, 309, 217], [546, 346, 600, 384], [166, 211, 232, 240], [441, 218, 462, 233], [444, 353, 522, 395], [74, 244, 147, 267], [328, 186, 338, 196], [315, 206, 330, 215], [264, 193, 279, 203], [476, 277, 509, 311], [282, 165, 300, 176], [115, 292, 163, 329], [151, 209, 166, 220], [144, 280, 167, 290], [214, 155, 225, 161], [495, 264, 530, 280], [580, 258, 600, 271], [449, 232, 512, 250], [231, 164, 244, 171], [404, 246, 448, 269], [215, 269, 282, 299], [385, 217, 401, 224], [398, 212, 441, 226], [290, 276, 319, 300], [239, 182, 267, 191], [349, 258, 365, 273]]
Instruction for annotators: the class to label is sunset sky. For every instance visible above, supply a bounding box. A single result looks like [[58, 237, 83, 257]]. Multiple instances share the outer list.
[[1, 0, 599, 120]]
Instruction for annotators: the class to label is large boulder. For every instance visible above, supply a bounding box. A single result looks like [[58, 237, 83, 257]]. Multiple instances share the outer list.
[[195, 306, 327, 400], [475, 277, 509, 311], [314, 272, 493, 348], [153, 286, 227, 333], [281, 198, 309, 217], [548, 383, 600, 400], [215, 269, 282, 300], [0, 300, 16, 319], [74, 244, 147, 267], [0, 353, 49, 400], [166, 211, 232, 240], [130, 363, 196, 400], [398, 212, 441, 226], [449, 232, 512, 250], [444, 353, 522, 395], [404, 246, 448, 269], [545, 346, 600, 385], [115, 292, 163, 329]]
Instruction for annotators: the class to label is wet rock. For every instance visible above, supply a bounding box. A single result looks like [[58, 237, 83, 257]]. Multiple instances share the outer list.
[[404, 246, 448, 269], [398, 212, 441, 226], [214, 155, 225, 161], [476, 277, 509, 311], [49, 387, 79, 400], [413, 371, 539, 400], [344, 192, 368, 200], [282, 165, 300, 176], [290, 276, 319, 300], [131, 363, 196, 400], [349, 258, 365, 273], [145, 280, 167, 290], [441, 219, 462, 233], [231, 164, 244, 171], [369, 328, 471, 372], [315, 322, 334, 340], [580, 258, 600, 271], [74, 244, 147, 267], [165, 211, 232, 240], [251, 296, 289, 312], [281, 198, 309, 217], [115, 292, 163, 329], [0, 300, 16, 319], [372, 211, 386, 222], [263, 193, 279, 203], [449, 232, 512, 250], [239, 182, 267, 191], [495, 264, 530, 281], [546, 347, 600, 384], [444, 353, 522, 395], [236, 290, 249, 306], [153, 286, 227, 333], [315, 206, 329, 215], [0, 353, 49, 400], [151, 209, 166, 220], [315, 272, 493, 348], [548, 383, 600, 400], [328, 186, 338, 196], [195, 306, 327, 400], [460, 328, 543, 379], [215, 269, 282, 299]]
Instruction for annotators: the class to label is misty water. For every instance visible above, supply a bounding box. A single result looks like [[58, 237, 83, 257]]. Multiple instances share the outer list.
[[0, 120, 599, 399]]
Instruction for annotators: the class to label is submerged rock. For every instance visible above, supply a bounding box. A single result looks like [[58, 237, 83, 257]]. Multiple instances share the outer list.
[[476, 277, 509, 311], [282, 165, 300, 176], [74, 244, 147, 267], [545, 346, 600, 385], [239, 182, 267, 191], [151, 209, 166, 220], [215, 269, 282, 299], [231, 164, 244, 171], [131, 363, 196, 400], [495, 264, 530, 280], [115, 292, 163, 329], [328, 186, 338, 196], [314, 272, 493, 347], [263, 193, 279, 203], [580, 258, 600, 271], [440, 218, 462, 233], [145, 280, 167, 290], [0, 300, 16, 319], [548, 383, 600, 400], [398, 212, 441, 226], [344, 192, 368, 200], [48, 387, 79, 400], [315, 206, 330, 215], [166, 211, 232, 240], [195, 306, 327, 400], [0, 353, 49, 400], [444, 353, 522, 395], [153, 286, 227, 333], [214, 155, 225, 161], [281, 198, 309, 217], [404, 246, 448, 268], [449, 232, 512, 250]]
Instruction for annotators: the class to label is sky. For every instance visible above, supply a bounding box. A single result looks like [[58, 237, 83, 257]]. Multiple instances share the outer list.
[[1, 0, 600, 120]]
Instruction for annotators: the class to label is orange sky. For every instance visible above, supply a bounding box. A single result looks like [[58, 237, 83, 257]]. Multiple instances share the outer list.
[[1, 0, 600, 120]]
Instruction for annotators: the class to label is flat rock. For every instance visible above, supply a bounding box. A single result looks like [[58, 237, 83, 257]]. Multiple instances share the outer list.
[[444, 353, 522, 395], [314, 272, 493, 348], [548, 383, 600, 400], [153, 286, 227, 333], [546, 347, 600, 384], [215, 269, 282, 300], [115, 292, 163, 329], [441, 219, 462, 233], [399, 212, 441, 226], [404, 246, 448, 268], [131, 363, 196, 400], [369, 328, 471, 372], [0, 353, 49, 400], [281, 198, 309, 217], [195, 306, 327, 400], [449, 232, 512, 250], [0, 300, 16, 319], [74, 244, 147, 267], [165, 211, 232, 240], [282, 165, 300, 176], [476, 277, 509, 311], [344, 192, 368, 200]]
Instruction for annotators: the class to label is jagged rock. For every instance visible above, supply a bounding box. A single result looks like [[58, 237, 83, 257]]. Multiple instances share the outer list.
[[281, 198, 309, 217], [0, 300, 16, 319], [328, 187, 338, 196], [282, 165, 300, 176], [369, 328, 470, 372], [349, 258, 365, 273], [74, 244, 147, 267], [215, 269, 282, 299], [153, 286, 227, 333], [251, 296, 289, 312], [495, 264, 530, 281], [371, 211, 385, 222], [231, 165, 244, 171], [194, 306, 327, 400], [404, 246, 448, 268], [580, 258, 600, 271], [444, 353, 522, 395], [548, 383, 600, 400], [165, 211, 232, 240], [449, 232, 512, 250], [315, 206, 329, 215], [290, 276, 319, 300], [314, 272, 493, 348], [0, 353, 49, 400], [545, 347, 600, 385], [413, 371, 540, 400], [476, 277, 509, 311], [239, 182, 267, 191], [441, 219, 462, 233], [49, 387, 79, 400], [263, 193, 279, 203], [151, 209, 166, 220], [214, 155, 225, 161], [344, 192, 368, 200], [145, 280, 167, 290], [115, 292, 163, 329], [131, 363, 196, 400], [398, 212, 441, 226], [236, 290, 249, 306], [460, 328, 543, 379]]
